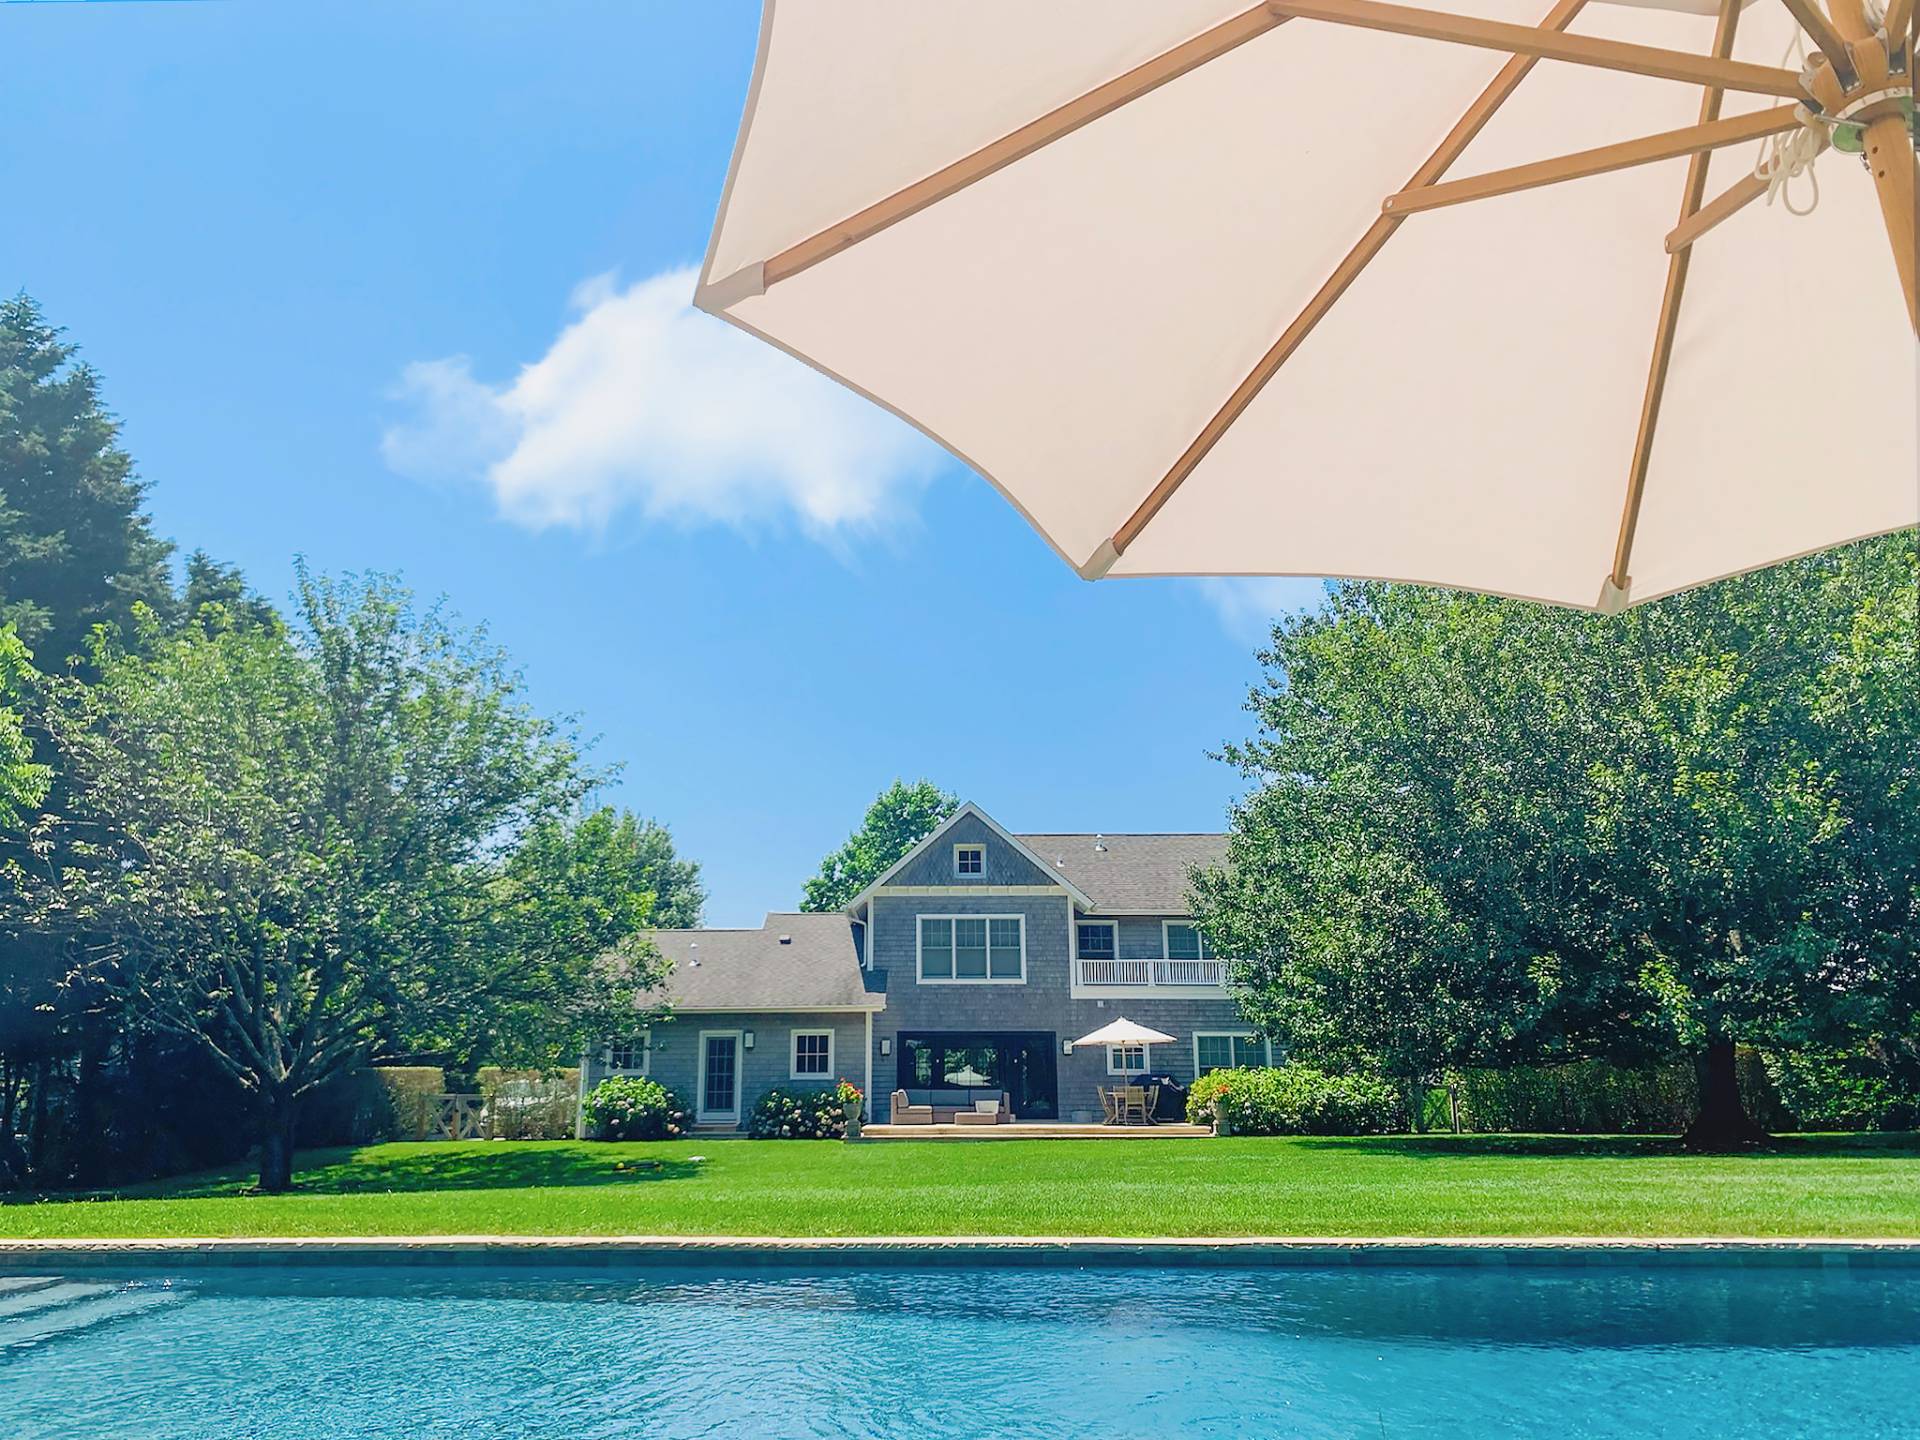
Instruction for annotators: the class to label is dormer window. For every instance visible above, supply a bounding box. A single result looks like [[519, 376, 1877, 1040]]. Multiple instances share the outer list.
[[954, 843, 985, 877]]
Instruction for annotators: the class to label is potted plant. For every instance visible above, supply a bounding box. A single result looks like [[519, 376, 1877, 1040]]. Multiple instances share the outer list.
[[835, 1079, 865, 1140], [1211, 1084, 1233, 1138]]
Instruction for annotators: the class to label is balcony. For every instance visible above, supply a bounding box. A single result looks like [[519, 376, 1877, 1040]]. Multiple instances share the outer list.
[[1075, 956, 1228, 989]]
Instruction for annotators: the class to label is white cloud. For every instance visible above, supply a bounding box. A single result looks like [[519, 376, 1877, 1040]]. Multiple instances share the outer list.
[[1194, 577, 1326, 643], [382, 266, 935, 537]]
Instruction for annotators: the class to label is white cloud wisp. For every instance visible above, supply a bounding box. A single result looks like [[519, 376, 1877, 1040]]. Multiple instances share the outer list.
[[383, 267, 935, 539]]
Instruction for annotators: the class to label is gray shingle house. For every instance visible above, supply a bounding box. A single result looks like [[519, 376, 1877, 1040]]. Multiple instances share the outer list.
[[579, 802, 1263, 1129]]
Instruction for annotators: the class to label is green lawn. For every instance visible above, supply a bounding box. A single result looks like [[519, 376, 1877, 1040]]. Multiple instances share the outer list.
[[5, 1133, 1919, 1240]]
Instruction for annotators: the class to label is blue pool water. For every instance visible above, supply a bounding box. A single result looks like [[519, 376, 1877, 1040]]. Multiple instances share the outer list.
[[2, 1260, 1916, 1438]]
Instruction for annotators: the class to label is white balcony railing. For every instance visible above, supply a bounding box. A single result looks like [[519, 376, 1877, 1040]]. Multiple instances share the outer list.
[[1076, 956, 1228, 988]]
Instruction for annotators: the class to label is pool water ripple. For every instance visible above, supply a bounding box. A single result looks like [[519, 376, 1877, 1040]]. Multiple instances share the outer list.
[[0, 1262, 1913, 1438]]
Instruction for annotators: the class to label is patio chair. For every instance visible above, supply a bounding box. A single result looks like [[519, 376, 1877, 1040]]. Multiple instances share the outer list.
[[889, 1089, 934, 1125], [1121, 1087, 1149, 1125], [1098, 1087, 1120, 1125]]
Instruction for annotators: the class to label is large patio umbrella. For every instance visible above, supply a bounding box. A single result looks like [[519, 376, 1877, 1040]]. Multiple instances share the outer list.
[[696, 1, 1914, 611]]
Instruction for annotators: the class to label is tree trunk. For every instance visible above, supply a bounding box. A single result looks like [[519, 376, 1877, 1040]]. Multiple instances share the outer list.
[[1682, 1038, 1770, 1150], [256, 1098, 299, 1193]]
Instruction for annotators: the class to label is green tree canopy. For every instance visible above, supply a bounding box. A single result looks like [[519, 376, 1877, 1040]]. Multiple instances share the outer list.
[[0, 296, 176, 665], [1192, 536, 1919, 1146], [25, 567, 666, 1189], [801, 779, 960, 913], [0, 627, 49, 831]]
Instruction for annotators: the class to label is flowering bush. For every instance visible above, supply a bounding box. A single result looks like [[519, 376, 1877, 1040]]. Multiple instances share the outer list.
[[834, 1079, 864, 1112], [582, 1076, 688, 1141], [1187, 1064, 1404, 1135], [749, 1087, 848, 1139]]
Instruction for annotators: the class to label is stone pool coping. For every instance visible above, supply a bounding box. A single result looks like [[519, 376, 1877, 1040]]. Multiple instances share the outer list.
[[4, 1235, 1919, 1270]]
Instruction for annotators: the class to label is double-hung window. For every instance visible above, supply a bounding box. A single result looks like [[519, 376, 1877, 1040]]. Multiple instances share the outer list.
[[606, 1036, 648, 1074], [918, 915, 1024, 981], [790, 1029, 834, 1079], [1194, 1033, 1267, 1073], [1075, 921, 1117, 962], [1164, 922, 1215, 961], [1106, 1043, 1149, 1076]]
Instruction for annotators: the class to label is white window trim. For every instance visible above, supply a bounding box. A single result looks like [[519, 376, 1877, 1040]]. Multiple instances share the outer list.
[[1162, 919, 1216, 961], [696, 1029, 744, 1123], [915, 913, 1028, 985], [952, 842, 986, 878], [605, 1028, 651, 1077], [1106, 1043, 1150, 1077], [789, 1028, 835, 1081], [1073, 918, 1118, 961], [1193, 1031, 1270, 1074]]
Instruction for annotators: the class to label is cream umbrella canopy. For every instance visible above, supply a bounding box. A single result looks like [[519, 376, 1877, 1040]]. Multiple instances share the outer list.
[[695, 0, 1914, 612], [1071, 1019, 1180, 1051]]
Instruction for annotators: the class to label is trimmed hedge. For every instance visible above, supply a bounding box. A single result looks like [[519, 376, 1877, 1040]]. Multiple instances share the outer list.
[[1187, 1065, 1405, 1135], [749, 1087, 848, 1140], [1441, 1053, 1791, 1135], [1763, 1049, 1920, 1131], [582, 1076, 688, 1141]]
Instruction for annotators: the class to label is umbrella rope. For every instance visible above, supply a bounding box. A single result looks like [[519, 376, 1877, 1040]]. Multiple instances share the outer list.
[[1755, 27, 1823, 215], [1755, 114, 1823, 214]]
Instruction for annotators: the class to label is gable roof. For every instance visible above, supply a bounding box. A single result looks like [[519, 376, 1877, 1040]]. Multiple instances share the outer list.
[[647, 913, 883, 1012], [843, 802, 1095, 912], [1015, 833, 1227, 914]]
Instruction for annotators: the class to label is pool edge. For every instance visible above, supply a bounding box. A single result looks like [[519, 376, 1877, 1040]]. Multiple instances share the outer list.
[[4, 1235, 1918, 1270]]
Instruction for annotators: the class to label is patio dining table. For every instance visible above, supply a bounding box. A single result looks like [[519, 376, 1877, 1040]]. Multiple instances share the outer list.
[[1099, 1085, 1160, 1126]]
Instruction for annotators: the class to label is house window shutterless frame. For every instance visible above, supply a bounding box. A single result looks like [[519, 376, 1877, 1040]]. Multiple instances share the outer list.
[[606, 1032, 649, 1075], [790, 1029, 834, 1079], [1074, 920, 1116, 961], [954, 843, 985, 877], [1106, 1043, 1149, 1076], [1163, 921, 1215, 961], [917, 914, 1026, 983], [1194, 1032, 1269, 1074]]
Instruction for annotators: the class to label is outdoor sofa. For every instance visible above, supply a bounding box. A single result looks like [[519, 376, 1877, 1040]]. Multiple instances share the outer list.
[[888, 1088, 1015, 1125]]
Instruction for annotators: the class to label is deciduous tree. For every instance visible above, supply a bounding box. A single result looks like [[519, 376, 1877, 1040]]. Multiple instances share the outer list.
[[801, 779, 959, 912], [28, 568, 662, 1190], [1194, 537, 1919, 1147]]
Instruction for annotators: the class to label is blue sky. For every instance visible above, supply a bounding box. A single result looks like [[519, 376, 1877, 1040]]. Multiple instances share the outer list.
[[3, 1, 1321, 925]]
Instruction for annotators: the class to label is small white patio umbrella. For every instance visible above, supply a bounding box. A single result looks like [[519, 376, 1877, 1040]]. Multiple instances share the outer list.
[[1071, 1018, 1179, 1054], [697, 0, 1915, 612]]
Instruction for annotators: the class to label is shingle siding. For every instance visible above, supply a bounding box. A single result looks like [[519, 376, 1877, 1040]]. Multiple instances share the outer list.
[[582, 808, 1252, 1130], [889, 812, 1057, 888], [581, 1010, 870, 1132], [868, 889, 1251, 1123]]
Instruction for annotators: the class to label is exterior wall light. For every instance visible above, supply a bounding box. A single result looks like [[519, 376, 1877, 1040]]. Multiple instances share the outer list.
[[743, 1031, 755, 1051]]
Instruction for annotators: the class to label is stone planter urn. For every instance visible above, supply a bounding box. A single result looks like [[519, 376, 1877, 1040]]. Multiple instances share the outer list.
[[841, 1095, 864, 1141], [1211, 1095, 1233, 1138]]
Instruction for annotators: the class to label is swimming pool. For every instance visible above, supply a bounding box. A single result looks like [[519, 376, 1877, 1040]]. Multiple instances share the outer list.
[[3, 1258, 1916, 1438]]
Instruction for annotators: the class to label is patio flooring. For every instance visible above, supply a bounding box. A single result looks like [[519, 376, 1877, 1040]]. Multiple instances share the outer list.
[[861, 1122, 1212, 1141]]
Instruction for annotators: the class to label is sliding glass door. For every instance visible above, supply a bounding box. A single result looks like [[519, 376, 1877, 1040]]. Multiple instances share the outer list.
[[896, 1032, 1058, 1120]]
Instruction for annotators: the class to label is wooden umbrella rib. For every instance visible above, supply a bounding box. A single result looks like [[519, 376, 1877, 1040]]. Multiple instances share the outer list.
[[1106, 0, 1589, 561], [1380, 105, 1803, 215], [1263, 0, 1806, 95], [1665, 173, 1769, 252], [1609, 0, 1746, 598], [1778, 0, 1859, 82], [759, 5, 1288, 289], [1883, 0, 1913, 54]]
